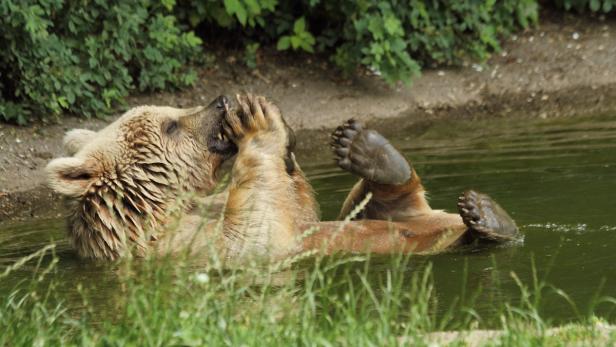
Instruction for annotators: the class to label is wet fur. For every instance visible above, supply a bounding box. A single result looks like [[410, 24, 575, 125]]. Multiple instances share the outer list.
[[46, 94, 514, 263], [47, 105, 220, 259], [302, 169, 468, 255]]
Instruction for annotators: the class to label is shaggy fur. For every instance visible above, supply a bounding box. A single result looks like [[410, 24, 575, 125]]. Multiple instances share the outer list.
[[46, 93, 516, 263], [217, 94, 318, 260], [46, 96, 320, 262], [47, 105, 219, 259]]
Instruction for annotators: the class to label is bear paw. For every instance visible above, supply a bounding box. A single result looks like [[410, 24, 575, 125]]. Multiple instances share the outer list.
[[330, 119, 411, 185], [457, 190, 520, 242], [222, 94, 289, 156]]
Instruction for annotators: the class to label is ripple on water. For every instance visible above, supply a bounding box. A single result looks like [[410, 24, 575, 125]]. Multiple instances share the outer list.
[[525, 223, 616, 234]]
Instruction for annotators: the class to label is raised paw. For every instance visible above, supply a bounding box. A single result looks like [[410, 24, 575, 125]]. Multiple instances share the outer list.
[[457, 190, 520, 242], [330, 119, 411, 185], [222, 93, 289, 155]]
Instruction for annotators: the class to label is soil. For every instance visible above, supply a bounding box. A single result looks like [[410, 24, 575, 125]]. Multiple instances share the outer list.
[[2, 13, 616, 222], [423, 322, 615, 346]]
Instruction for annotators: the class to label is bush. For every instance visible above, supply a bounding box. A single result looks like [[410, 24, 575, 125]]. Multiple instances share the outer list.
[[0, 0, 202, 124], [553, 0, 615, 12], [14, 0, 606, 124], [178, 0, 539, 85]]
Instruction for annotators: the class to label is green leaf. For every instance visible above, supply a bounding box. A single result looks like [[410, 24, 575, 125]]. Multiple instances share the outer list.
[[590, 0, 601, 11], [66, 89, 76, 104], [300, 41, 314, 53], [57, 96, 69, 109], [367, 16, 384, 40], [383, 15, 402, 36], [303, 32, 315, 46], [258, 0, 277, 11], [244, 0, 261, 15], [293, 17, 306, 34], [290, 36, 301, 49], [224, 0, 247, 26], [184, 32, 202, 47], [161, 0, 176, 11], [276, 36, 291, 50]]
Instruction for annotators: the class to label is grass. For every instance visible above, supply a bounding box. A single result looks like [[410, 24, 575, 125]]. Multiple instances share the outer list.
[[1, 236, 615, 346]]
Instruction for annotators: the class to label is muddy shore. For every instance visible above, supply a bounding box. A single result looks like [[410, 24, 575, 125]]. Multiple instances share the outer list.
[[1, 13, 616, 222]]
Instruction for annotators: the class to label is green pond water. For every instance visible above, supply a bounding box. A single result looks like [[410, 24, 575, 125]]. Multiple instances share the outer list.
[[1, 114, 616, 324]]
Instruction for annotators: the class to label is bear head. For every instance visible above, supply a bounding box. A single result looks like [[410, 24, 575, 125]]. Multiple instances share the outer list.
[[46, 95, 238, 259]]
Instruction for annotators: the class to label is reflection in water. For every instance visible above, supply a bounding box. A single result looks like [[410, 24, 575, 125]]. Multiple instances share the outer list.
[[1, 114, 616, 323]]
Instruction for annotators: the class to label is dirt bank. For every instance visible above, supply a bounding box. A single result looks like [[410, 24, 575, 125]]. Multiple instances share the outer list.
[[2, 13, 616, 222], [423, 321, 616, 346]]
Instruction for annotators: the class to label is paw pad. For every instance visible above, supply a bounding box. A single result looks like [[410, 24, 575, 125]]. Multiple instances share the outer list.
[[330, 119, 410, 185], [457, 190, 520, 242]]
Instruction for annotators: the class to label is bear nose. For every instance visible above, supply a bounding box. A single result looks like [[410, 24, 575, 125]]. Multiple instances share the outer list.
[[215, 95, 230, 111]]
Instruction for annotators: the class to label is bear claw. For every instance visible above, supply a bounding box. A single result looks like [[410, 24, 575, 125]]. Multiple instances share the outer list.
[[458, 190, 520, 242]]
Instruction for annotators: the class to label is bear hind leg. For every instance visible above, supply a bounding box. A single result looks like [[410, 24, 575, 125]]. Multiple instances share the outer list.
[[331, 119, 432, 221]]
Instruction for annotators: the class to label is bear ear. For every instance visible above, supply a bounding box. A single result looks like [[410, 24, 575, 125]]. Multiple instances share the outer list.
[[45, 157, 99, 197], [63, 129, 97, 156]]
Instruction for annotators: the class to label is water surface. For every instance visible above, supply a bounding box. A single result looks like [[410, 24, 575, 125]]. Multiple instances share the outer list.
[[307, 115, 616, 322]]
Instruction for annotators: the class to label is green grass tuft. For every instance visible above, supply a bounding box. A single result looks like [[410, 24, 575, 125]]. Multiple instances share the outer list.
[[1, 235, 614, 346]]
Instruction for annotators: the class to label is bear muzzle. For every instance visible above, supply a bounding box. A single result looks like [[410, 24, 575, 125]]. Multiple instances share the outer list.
[[206, 95, 238, 158]]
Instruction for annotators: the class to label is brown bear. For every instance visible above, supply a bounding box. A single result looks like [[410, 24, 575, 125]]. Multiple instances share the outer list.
[[45, 94, 520, 262]]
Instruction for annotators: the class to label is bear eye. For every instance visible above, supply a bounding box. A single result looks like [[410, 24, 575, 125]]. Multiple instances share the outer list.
[[66, 171, 92, 180], [164, 120, 179, 135]]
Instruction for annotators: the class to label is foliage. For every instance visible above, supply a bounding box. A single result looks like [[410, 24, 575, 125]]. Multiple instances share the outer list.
[[244, 42, 261, 69], [173, 0, 278, 28], [553, 0, 615, 12], [276, 17, 316, 53], [11, 0, 615, 124], [179, 0, 538, 85], [0, 0, 201, 124]]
